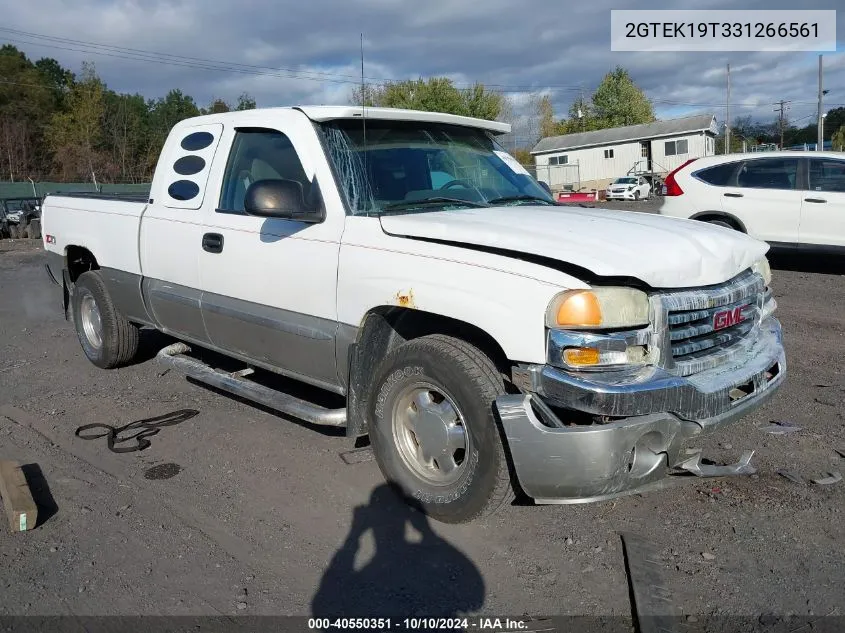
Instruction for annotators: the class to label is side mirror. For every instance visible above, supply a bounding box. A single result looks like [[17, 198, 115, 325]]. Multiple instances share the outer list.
[[538, 180, 552, 195], [243, 179, 323, 222]]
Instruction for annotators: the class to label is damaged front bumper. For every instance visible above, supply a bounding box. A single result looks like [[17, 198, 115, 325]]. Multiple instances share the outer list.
[[497, 317, 786, 504]]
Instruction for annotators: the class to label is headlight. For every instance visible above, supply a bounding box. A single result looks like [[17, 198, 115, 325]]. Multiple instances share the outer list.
[[545, 287, 650, 329], [751, 256, 772, 286]]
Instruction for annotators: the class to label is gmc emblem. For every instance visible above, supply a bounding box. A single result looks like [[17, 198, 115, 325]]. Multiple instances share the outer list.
[[713, 306, 745, 330]]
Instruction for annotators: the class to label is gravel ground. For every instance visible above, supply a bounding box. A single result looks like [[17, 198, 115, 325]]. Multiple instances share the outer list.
[[0, 237, 843, 626]]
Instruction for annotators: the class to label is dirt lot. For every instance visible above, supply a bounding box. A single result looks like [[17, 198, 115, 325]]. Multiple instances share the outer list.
[[0, 235, 843, 627]]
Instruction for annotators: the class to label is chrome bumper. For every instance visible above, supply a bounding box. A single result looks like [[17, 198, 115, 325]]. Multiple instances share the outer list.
[[497, 317, 786, 503]]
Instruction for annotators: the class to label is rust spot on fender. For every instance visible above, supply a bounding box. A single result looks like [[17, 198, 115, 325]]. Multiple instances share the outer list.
[[394, 289, 416, 309]]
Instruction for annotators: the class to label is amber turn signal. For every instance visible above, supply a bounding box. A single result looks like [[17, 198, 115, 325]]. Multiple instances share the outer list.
[[562, 347, 601, 366]]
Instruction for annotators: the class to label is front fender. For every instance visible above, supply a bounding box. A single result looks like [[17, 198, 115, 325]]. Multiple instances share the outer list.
[[336, 244, 585, 365]]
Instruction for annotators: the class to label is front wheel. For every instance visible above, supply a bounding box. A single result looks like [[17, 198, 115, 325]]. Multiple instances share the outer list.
[[368, 335, 515, 523]]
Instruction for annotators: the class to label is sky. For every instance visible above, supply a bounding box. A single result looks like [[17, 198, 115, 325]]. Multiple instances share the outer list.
[[2, 0, 844, 145]]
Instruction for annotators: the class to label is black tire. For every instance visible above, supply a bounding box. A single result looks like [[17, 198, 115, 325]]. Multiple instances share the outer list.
[[634, 190, 640, 201], [71, 270, 139, 369], [706, 218, 736, 230], [368, 334, 514, 524], [8, 224, 19, 240], [27, 219, 41, 240]]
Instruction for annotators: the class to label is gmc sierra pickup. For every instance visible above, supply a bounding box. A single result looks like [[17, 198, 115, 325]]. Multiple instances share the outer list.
[[42, 106, 786, 523]]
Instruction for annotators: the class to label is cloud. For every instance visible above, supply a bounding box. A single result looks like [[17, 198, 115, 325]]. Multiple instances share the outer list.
[[1, 0, 843, 131]]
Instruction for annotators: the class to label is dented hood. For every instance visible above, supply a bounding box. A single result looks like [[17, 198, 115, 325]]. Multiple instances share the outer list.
[[379, 205, 769, 288]]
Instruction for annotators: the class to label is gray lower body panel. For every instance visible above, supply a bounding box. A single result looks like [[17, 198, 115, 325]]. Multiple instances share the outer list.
[[200, 290, 341, 390], [100, 267, 153, 325], [143, 278, 210, 344]]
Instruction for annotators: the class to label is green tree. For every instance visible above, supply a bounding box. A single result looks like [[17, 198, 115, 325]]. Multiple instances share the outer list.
[[590, 66, 655, 127], [235, 92, 256, 111], [536, 95, 560, 139], [46, 61, 107, 180], [350, 83, 387, 107], [460, 82, 502, 120], [0, 45, 64, 179], [832, 125, 845, 151], [204, 98, 231, 114], [824, 107, 845, 137], [104, 91, 149, 182], [351, 77, 502, 120]]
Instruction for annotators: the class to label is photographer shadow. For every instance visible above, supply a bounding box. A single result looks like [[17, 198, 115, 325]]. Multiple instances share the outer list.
[[312, 484, 484, 623]]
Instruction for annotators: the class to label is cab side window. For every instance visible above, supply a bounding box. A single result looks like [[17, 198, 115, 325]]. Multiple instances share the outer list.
[[218, 128, 309, 214], [809, 158, 845, 193], [736, 158, 799, 190]]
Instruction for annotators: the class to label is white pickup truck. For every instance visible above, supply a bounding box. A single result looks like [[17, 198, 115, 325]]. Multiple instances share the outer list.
[[41, 106, 786, 523]]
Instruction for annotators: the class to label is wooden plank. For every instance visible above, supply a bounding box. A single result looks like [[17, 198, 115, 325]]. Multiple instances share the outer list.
[[620, 532, 685, 633], [0, 460, 38, 532]]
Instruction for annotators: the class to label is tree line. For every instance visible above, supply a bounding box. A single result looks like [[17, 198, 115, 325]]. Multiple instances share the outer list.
[[0, 45, 255, 183], [4, 41, 842, 184]]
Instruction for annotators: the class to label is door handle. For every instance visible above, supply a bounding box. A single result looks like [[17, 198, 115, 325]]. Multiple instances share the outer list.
[[804, 197, 827, 203], [723, 192, 744, 198], [202, 233, 224, 253]]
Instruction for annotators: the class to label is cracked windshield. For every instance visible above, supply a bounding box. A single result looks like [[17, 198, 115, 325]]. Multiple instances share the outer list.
[[319, 119, 555, 215]]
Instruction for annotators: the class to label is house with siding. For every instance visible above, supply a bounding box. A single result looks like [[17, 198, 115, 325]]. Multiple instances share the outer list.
[[531, 114, 719, 192]]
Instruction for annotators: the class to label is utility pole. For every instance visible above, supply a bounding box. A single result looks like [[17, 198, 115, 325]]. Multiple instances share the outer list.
[[817, 55, 824, 150], [774, 100, 790, 149], [725, 63, 731, 154]]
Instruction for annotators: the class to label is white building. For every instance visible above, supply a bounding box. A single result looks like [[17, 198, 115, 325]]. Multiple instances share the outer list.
[[531, 114, 719, 192]]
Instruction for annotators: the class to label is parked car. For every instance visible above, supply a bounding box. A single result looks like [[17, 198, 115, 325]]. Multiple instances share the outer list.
[[658, 151, 845, 251], [41, 106, 785, 523], [605, 176, 651, 201], [1, 197, 42, 239]]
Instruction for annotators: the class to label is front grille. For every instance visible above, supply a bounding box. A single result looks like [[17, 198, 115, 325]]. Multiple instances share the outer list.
[[655, 270, 767, 376]]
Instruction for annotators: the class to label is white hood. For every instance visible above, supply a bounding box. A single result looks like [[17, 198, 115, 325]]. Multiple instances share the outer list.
[[379, 205, 768, 288]]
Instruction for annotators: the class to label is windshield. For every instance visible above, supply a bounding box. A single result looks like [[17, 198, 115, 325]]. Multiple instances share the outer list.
[[613, 178, 637, 185], [318, 119, 555, 215]]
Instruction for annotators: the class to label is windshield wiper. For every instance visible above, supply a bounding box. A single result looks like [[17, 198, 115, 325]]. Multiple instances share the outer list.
[[486, 195, 556, 206], [380, 197, 489, 214]]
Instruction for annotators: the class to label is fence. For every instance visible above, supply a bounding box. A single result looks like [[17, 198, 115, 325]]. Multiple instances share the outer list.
[[0, 181, 151, 200], [530, 163, 581, 191]]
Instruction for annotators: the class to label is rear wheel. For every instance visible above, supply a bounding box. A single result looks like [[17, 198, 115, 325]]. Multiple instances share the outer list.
[[706, 218, 737, 230], [368, 334, 514, 523], [71, 270, 139, 369]]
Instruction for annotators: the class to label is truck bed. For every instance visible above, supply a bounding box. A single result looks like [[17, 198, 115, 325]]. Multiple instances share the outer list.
[[42, 193, 150, 278]]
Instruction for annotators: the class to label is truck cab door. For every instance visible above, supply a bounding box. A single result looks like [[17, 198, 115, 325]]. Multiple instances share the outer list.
[[198, 112, 344, 393], [139, 123, 224, 343]]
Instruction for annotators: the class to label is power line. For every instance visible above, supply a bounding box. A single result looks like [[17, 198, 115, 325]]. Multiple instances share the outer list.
[[0, 27, 590, 93], [3, 26, 842, 111]]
